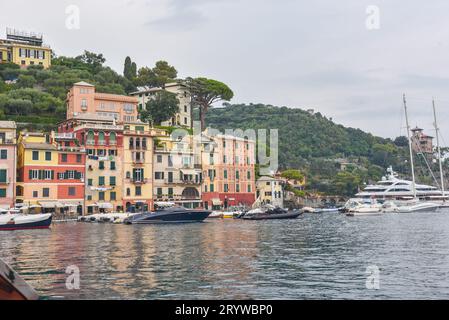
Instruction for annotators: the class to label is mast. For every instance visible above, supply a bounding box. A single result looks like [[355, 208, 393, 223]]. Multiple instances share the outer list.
[[403, 94, 417, 199], [433, 98, 445, 198]]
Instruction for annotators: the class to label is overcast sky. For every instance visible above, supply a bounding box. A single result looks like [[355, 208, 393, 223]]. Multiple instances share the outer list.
[[2, 0, 449, 143]]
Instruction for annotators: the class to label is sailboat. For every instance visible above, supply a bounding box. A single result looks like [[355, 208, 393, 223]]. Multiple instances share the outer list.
[[394, 95, 440, 213]]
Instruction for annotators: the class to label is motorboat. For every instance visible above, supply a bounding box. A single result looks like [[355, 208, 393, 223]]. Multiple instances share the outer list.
[[344, 199, 382, 216], [0, 213, 52, 231], [394, 200, 440, 213], [242, 205, 302, 220], [124, 204, 211, 225], [208, 211, 224, 219], [0, 258, 39, 300], [78, 212, 138, 224]]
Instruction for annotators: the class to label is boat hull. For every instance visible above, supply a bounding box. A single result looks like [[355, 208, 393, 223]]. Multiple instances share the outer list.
[[0, 214, 52, 231], [126, 211, 211, 224], [242, 211, 302, 220], [0, 258, 39, 300]]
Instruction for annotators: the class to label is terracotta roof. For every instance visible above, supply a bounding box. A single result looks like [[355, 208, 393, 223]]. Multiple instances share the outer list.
[[74, 81, 94, 87]]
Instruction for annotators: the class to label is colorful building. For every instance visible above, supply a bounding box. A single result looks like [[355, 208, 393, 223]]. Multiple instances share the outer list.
[[153, 133, 203, 209], [57, 115, 124, 214], [16, 132, 84, 214], [256, 176, 284, 208], [0, 28, 52, 69], [130, 82, 192, 128], [0, 121, 17, 210], [201, 132, 256, 210], [122, 123, 164, 212], [66, 82, 139, 122], [411, 126, 434, 154]]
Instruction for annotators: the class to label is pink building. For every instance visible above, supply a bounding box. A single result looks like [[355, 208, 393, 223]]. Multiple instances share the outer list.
[[66, 82, 139, 122], [0, 121, 17, 210]]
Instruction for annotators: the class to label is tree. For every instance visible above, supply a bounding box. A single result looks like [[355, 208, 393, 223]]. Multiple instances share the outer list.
[[75, 51, 106, 72], [184, 77, 234, 130], [141, 91, 180, 125], [394, 136, 409, 147], [124, 56, 132, 80], [17, 75, 37, 88], [281, 169, 305, 182], [135, 61, 177, 88]]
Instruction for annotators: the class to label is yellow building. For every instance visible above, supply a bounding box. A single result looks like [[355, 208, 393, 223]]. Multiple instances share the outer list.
[[0, 29, 52, 69], [122, 122, 166, 212], [256, 176, 284, 208]]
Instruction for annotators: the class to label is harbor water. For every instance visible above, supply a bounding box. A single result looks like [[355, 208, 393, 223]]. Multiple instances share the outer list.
[[1, 211, 449, 300]]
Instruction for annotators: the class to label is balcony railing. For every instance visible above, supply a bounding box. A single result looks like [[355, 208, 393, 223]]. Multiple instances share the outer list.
[[57, 146, 86, 153], [129, 178, 148, 185], [74, 123, 124, 131], [54, 133, 76, 140], [164, 179, 201, 185]]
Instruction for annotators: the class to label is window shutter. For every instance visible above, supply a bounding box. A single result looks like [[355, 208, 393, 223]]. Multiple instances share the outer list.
[[29, 170, 33, 179], [38, 170, 43, 180]]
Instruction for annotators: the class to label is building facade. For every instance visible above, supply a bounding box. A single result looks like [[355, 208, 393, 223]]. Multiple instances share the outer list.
[[0, 28, 52, 68], [0, 121, 17, 210], [411, 126, 434, 154], [153, 134, 202, 209], [66, 82, 139, 122], [122, 122, 161, 212], [201, 133, 256, 210], [130, 82, 192, 128], [16, 132, 85, 213], [58, 116, 124, 214], [256, 176, 284, 208]]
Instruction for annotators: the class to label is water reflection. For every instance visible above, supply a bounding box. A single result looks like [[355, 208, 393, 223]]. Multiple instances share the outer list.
[[2, 212, 449, 299]]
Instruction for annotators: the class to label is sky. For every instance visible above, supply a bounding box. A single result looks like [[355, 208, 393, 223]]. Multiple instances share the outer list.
[[2, 0, 449, 144]]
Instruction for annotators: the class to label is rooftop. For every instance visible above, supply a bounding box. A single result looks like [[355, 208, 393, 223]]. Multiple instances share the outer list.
[[0, 121, 17, 129], [23, 142, 57, 150]]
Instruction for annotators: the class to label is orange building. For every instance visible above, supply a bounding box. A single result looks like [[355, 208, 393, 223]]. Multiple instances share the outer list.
[[66, 82, 139, 122], [201, 132, 256, 210]]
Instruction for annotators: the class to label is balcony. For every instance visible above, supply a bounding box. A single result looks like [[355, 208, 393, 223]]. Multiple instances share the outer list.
[[164, 179, 201, 185], [130, 178, 148, 185], [54, 133, 76, 140], [57, 146, 86, 153], [74, 123, 124, 131], [0, 138, 16, 145], [129, 144, 147, 150]]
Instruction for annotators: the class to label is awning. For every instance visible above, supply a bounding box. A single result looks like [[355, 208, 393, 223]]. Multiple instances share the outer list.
[[40, 202, 63, 208], [212, 198, 222, 206], [181, 169, 199, 176], [97, 202, 113, 209]]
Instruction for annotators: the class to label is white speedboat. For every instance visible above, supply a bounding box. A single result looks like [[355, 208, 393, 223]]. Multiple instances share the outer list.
[[344, 199, 382, 216], [394, 201, 440, 213]]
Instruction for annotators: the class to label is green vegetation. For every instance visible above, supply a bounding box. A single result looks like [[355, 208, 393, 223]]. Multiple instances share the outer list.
[[206, 103, 443, 195], [140, 91, 179, 125]]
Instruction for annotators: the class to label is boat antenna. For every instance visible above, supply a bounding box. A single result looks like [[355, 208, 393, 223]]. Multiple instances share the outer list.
[[403, 94, 417, 199], [433, 98, 445, 198]]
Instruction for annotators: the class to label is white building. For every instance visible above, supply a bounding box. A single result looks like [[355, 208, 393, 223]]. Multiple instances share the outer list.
[[130, 82, 192, 128]]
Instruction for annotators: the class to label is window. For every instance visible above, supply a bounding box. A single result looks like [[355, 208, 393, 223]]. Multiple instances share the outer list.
[[43, 188, 50, 198], [168, 155, 173, 167], [204, 185, 208, 193], [44, 170, 53, 180], [248, 185, 252, 193], [87, 195, 92, 201], [135, 186, 142, 196], [0, 188, 6, 198], [29, 170, 39, 180], [235, 156, 240, 165], [87, 131, 95, 145], [98, 132, 105, 145], [110, 176, 116, 186], [45, 152, 52, 161], [133, 168, 144, 182], [88, 179, 93, 186], [99, 192, 105, 201], [109, 132, 117, 145], [184, 105, 188, 113], [236, 171, 240, 180], [247, 171, 251, 179], [224, 184, 229, 193], [68, 187, 76, 196], [210, 184, 215, 192], [157, 155, 163, 163], [81, 99, 88, 110], [0, 170, 7, 183], [61, 154, 67, 162], [184, 117, 187, 125], [157, 188, 163, 197], [236, 184, 240, 193], [224, 170, 228, 179], [67, 171, 75, 179], [110, 192, 116, 201], [155, 172, 164, 180], [99, 161, 105, 170], [110, 161, 116, 170], [168, 188, 174, 197], [76, 154, 82, 163], [33, 191, 38, 198], [126, 188, 131, 196], [223, 155, 227, 164], [32, 151, 39, 160], [0, 150, 7, 159], [99, 176, 105, 186]]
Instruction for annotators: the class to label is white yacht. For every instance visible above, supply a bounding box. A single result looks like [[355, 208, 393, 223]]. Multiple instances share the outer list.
[[355, 167, 446, 201]]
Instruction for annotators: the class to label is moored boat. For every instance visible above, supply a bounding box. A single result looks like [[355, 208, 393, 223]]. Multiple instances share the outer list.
[[242, 206, 302, 220], [124, 205, 211, 225], [0, 213, 52, 231], [0, 258, 39, 300]]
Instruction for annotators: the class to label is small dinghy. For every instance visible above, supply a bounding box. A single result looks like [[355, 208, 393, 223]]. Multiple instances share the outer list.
[[0, 214, 52, 231], [0, 258, 39, 300]]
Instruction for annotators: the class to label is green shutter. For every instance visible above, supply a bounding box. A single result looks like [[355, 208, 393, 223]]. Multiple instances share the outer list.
[[0, 170, 6, 183], [29, 170, 33, 179]]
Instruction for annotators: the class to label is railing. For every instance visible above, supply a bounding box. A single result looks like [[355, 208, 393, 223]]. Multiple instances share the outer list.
[[58, 146, 86, 152], [129, 178, 148, 184], [54, 133, 75, 140], [0, 139, 16, 145], [164, 179, 201, 185], [74, 123, 124, 131]]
